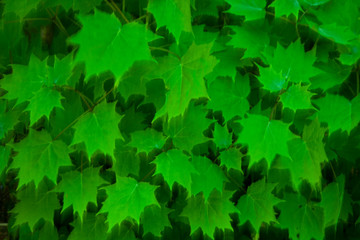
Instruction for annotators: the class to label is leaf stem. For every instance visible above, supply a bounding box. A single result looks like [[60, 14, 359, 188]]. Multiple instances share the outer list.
[[61, 86, 94, 110], [53, 110, 89, 141], [110, 0, 130, 23], [149, 46, 181, 60]]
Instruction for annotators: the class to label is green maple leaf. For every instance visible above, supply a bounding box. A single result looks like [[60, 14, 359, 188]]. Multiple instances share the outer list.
[[153, 149, 197, 190], [258, 65, 287, 92], [319, 174, 346, 227], [219, 148, 243, 172], [236, 114, 295, 166], [48, 53, 76, 86], [192, 0, 225, 18], [68, 213, 108, 240], [313, 94, 356, 134], [213, 123, 232, 149], [261, 40, 318, 84], [0, 100, 21, 140], [286, 118, 327, 188], [1, 55, 47, 105], [191, 156, 227, 199], [270, 0, 301, 18], [9, 130, 73, 188], [3, 0, 41, 19], [141, 205, 172, 237], [301, 0, 330, 5], [310, 60, 352, 91], [44, 0, 103, 14], [70, 10, 159, 81], [26, 88, 64, 125], [99, 177, 159, 230], [128, 128, 167, 155], [278, 194, 325, 240], [181, 190, 237, 238], [227, 23, 270, 59], [205, 48, 244, 84], [71, 101, 124, 159], [147, 0, 192, 42], [165, 103, 213, 152], [154, 42, 217, 120], [280, 84, 315, 111], [117, 61, 158, 101], [207, 75, 250, 121], [237, 179, 282, 232], [54, 167, 108, 221], [316, 23, 358, 45], [0, 145, 11, 176], [225, 0, 266, 21], [113, 141, 140, 177], [10, 181, 60, 231]]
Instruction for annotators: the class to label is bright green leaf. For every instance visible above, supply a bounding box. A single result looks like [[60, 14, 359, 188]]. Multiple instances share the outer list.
[[71, 101, 123, 159], [9, 130, 73, 188], [225, 0, 266, 21], [99, 177, 159, 230], [181, 190, 237, 238], [237, 179, 281, 232], [191, 156, 227, 199], [280, 84, 315, 111], [153, 149, 197, 190], [54, 167, 108, 221], [236, 114, 295, 166], [70, 10, 158, 81], [147, 0, 192, 42], [128, 128, 167, 155]]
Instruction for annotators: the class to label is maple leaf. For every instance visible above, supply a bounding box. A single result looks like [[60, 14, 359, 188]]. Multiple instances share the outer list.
[[9, 130, 73, 188], [237, 179, 282, 232], [319, 174, 346, 228], [313, 94, 357, 134], [219, 148, 243, 172], [44, 0, 103, 14], [1, 55, 47, 105], [277, 193, 325, 240], [2, 0, 41, 19], [153, 149, 197, 190], [192, 0, 225, 18], [99, 176, 159, 230], [191, 156, 227, 200], [26, 87, 64, 125], [54, 167, 108, 221], [68, 213, 108, 240], [236, 114, 295, 166], [205, 47, 244, 84], [207, 75, 250, 121], [280, 84, 315, 111], [0, 100, 21, 140], [164, 102, 213, 152], [213, 123, 232, 149], [270, 0, 301, 18], [113, 140, 140, 177], [225, 0, 266, 21], [227, 23, 270, 59], [0, 145, 11, 177], [154, 42, 217, 120], [181, 190, 237, 238], [10, 181, 60, 231], [287, 118, 327, 188], [70, 10, 159, 81], [117, 61, 158, 101], [147, 0, 192, 42], [141, 205, 172, 237], [260, 40, 318, 85], [71, 101, 123, 159], [128, 128, 167, 155]]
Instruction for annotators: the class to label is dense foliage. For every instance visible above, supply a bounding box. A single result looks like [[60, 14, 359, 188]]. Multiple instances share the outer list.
[[1, 0, 360, 239]]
